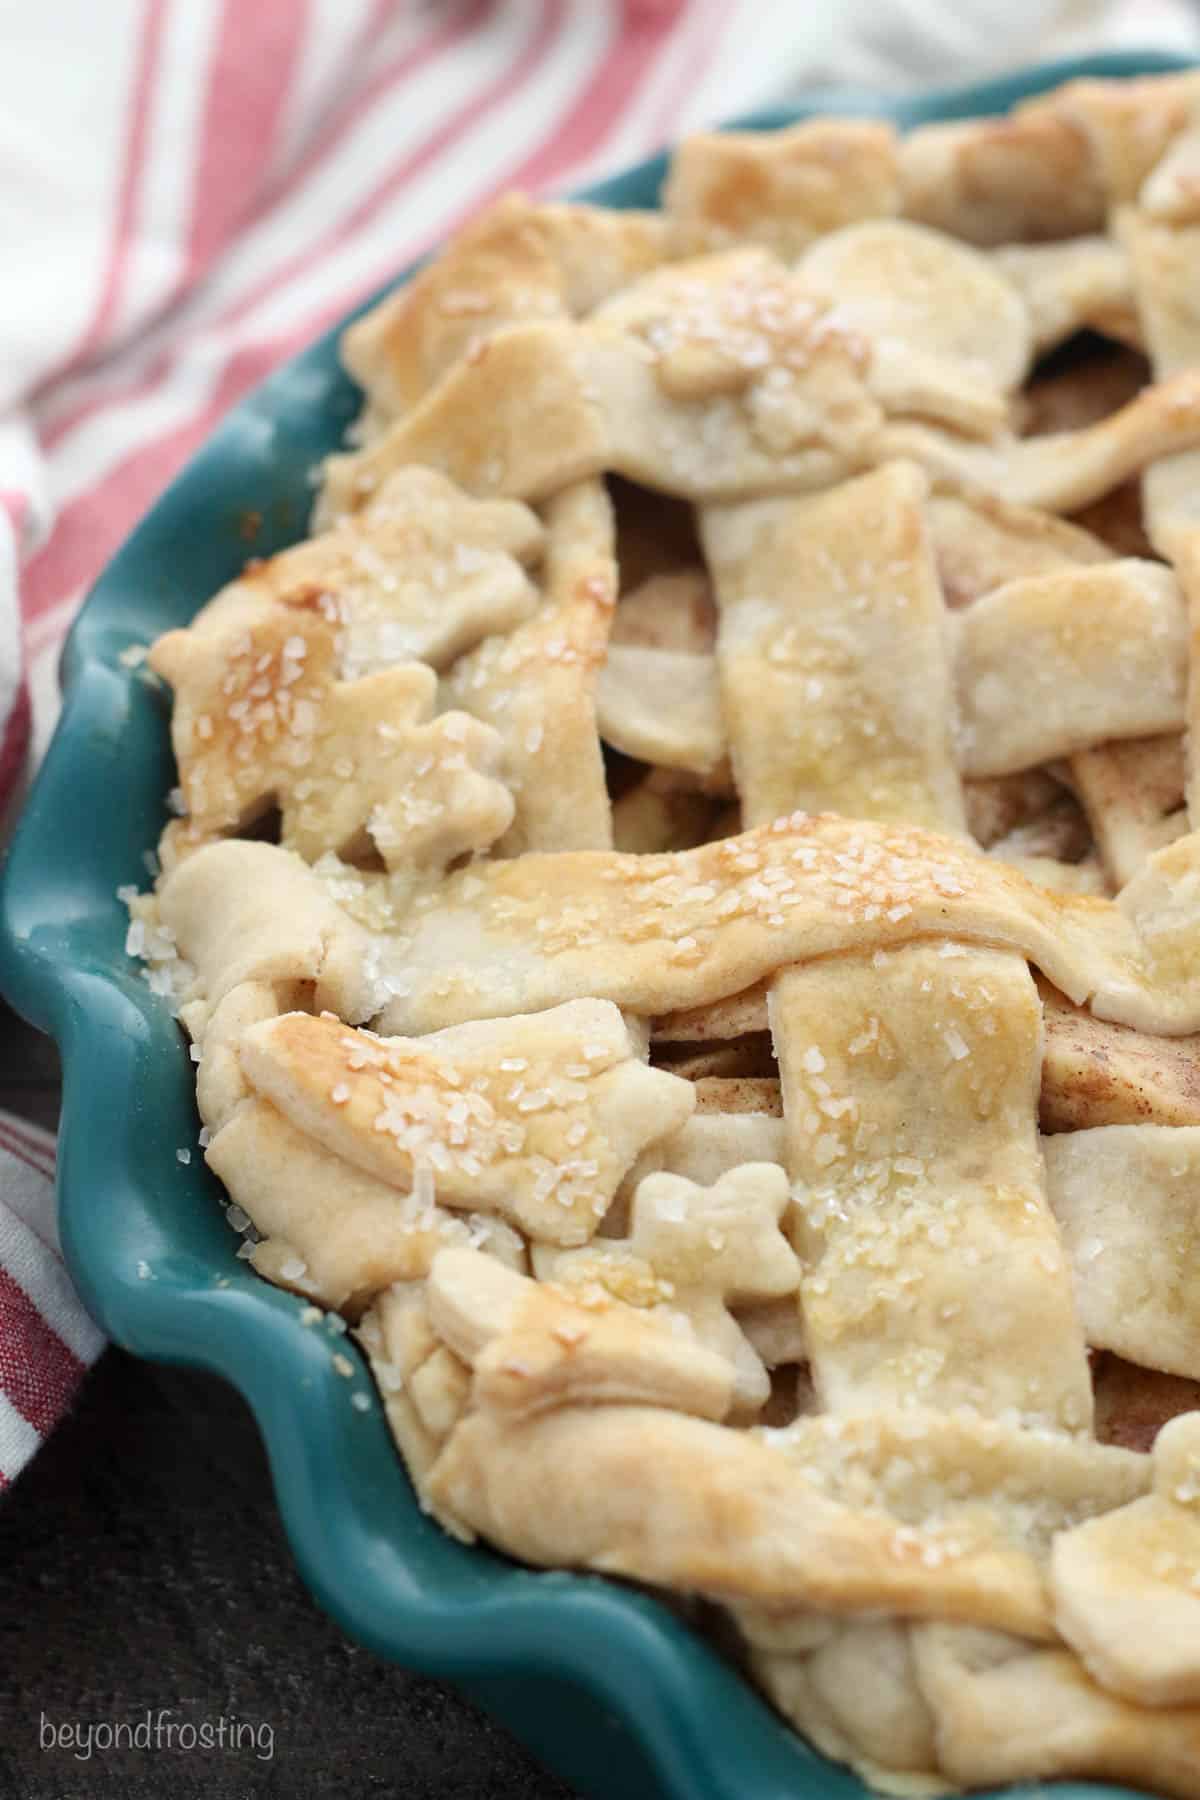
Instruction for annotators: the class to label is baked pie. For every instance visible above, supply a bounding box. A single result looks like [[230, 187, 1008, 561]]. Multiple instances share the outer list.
[[127, 69, 1200, 1797]]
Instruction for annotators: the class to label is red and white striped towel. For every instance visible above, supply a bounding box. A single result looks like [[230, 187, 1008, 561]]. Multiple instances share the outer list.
[[0, 0, 1196, 1485], [0, 1113, 102, 1487]]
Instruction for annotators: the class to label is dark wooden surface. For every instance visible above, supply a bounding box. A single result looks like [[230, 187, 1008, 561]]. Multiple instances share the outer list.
[[0, 1003, 574, 1800]]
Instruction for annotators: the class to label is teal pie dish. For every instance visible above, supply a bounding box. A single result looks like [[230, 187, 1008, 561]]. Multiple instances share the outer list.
[[0, 48, 1192, 1800]]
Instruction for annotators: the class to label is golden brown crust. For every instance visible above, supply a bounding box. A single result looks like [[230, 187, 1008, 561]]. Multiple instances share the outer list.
[[425, 1402, 1143, 1639], [703, 463, 966, 831], [445, 479, 617, 853], [236, 1001, 693, 1247], [132, 81, 1200, 1796], [664, 119, 899, 258], [900, 110, 1104, 244], [342, 195, 668, 421], [912, 1626, 1200, 1799]]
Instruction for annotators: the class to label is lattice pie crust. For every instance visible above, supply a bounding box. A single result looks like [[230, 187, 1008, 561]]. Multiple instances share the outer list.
[[127, 70, 1200, 1796]]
